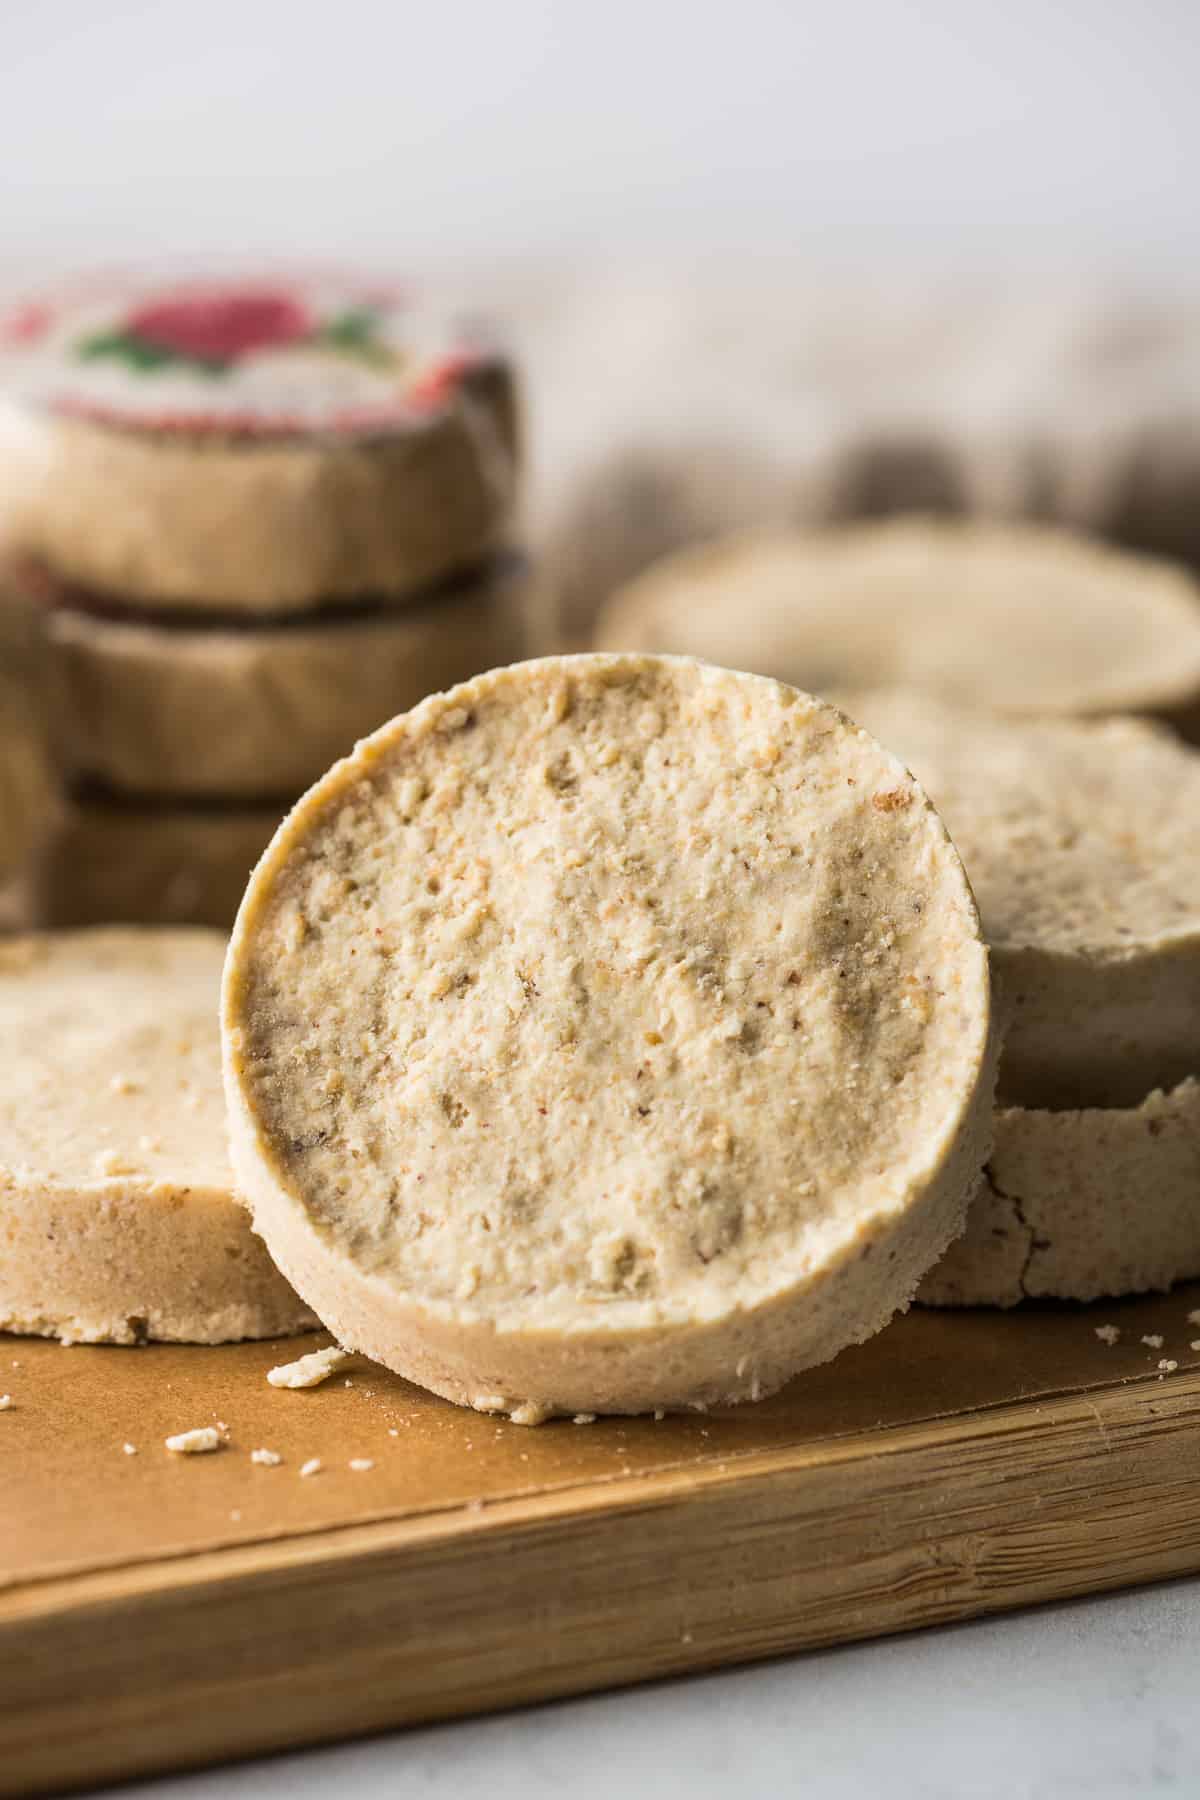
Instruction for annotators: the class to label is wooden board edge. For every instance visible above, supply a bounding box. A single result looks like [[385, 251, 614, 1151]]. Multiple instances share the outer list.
[[7, 1365, 1196, 1616], [4, 1371, 1200, 1796]]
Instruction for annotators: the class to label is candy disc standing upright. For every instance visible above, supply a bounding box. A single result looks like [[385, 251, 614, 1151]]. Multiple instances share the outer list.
[[222, 654, 996, 1419]]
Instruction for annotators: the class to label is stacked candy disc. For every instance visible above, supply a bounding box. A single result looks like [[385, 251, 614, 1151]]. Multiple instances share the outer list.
[[0, 276, 526, 926]]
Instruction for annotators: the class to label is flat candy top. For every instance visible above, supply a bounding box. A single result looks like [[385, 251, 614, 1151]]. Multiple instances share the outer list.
[[841, 692, 1200, 960], [0, 276, 494, 438], [597, 519, 1200, 720], [0, 928, 231, 1192]]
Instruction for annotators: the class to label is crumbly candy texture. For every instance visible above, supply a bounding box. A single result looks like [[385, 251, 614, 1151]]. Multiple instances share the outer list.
[[224, 654, 995, 1417], [32, 802, 284, 930], [0, 928, 314, 1344], [165, 1427, 222, 1454], [266, 1345, 348, 1388], [920, 1079, 1200, 1306], [839, 693, 1200, 1109], [46, 560, 532, 798], [595, 518, 1200, 725]]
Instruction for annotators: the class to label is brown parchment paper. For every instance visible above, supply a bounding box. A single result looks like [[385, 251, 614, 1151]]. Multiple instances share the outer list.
[[6, 1282, 1200, 1593]]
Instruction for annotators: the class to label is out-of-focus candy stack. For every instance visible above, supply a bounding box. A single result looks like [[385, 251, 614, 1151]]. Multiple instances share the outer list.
[[0, 275, 526, 927], [508, 274, 1200, 647], [0, 589, 55, 927]]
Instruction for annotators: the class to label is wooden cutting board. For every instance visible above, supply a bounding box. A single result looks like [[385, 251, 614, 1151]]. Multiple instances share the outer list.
[[5, 1285, 1200, 1798]]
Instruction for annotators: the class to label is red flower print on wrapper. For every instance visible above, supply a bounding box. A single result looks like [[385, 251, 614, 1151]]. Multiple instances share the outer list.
[[125, 289, 313, 363]]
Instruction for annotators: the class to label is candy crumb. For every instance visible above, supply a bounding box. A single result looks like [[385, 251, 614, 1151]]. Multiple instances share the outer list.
[[510, 1401, 553, 1427], [1158, 1359, 1179, 1373], [1141, 1335, 1165, 1349], [349, 1458, 374, 1472], [250, 1448, 282, 1467], [267, 1346, 349, 1389], [573, 1412, 597, 1425], [165, 1427, 222, 1455], [0, 1395, 12, 1411], [1094, 1325, 1120, 1346], [122, 1442, 137, 1455], [299, 1458, 323, 1477]]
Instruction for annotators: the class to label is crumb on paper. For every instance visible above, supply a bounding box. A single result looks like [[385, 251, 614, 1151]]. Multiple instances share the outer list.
[[681, 1631, 694, 1644], [1191, 1341, 1200, 1352], [467, 1497, 484, 1512], [1094, 1325, 1120, 1346], [1158, 1359, 1179, 1373], [343, 1378, 353, 1387], [299, 1457, 323, 1477], [250, 1447, 282, 1467], [230, 1509, 242, 1522], [654, 1409, 666, 1421], [388, 1428, 399, 1437], [165, 1427, 222, 1455], [1141, 1335, 1164, 1350], [510, 1400, 553, 1427], [1187, 1310, 1200, 1327], [0, 1395, 11, 1411], [573, 1413, 597, 1425], [267, 1346, 349, 1389], [122, 1442, 137, 1455], [349, 1458, 374, 1472], [108, 1073, 140, 1094]]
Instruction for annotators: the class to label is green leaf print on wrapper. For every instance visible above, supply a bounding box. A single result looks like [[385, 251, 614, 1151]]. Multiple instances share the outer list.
[[71, 289, 400, 379]]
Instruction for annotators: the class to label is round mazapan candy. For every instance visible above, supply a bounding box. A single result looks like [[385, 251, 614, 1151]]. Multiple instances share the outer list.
[[0, 929, 315, 1344], [45, 557, 534, 800], [222, 653, 997, 1420], [595, 517, 1200, 735], [842, 691, 1200, 1110], [0, 274, 519, 613]]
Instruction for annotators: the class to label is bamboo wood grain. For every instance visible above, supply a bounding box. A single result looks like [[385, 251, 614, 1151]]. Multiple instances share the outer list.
[[5, 1352, 1200, 1798]]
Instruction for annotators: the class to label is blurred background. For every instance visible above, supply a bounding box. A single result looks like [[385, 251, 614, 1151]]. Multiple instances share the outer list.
[[3, 0, 1196, 276], [5, 0, 1199, 626], [4, 0, 1200, 921]]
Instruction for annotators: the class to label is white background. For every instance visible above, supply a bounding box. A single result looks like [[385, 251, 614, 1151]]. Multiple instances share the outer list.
[[2, 0, 1197, 280]]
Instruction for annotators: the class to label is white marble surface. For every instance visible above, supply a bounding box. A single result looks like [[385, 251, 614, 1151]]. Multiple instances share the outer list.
[[96, 1578, 1199, 1800]]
